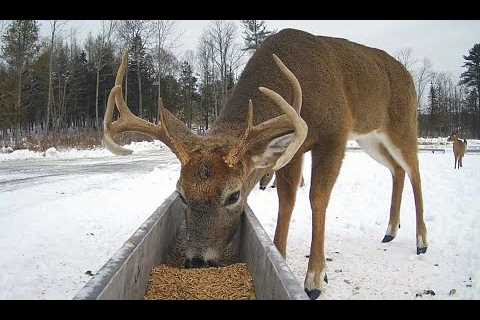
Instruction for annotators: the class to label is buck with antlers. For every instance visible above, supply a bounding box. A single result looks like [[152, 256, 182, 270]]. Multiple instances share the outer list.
[[103, 29, 428, 299], [447, 132, 467, 169]]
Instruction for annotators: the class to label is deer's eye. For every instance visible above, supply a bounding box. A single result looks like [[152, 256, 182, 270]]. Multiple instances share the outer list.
[[225, 191, 240, 206]]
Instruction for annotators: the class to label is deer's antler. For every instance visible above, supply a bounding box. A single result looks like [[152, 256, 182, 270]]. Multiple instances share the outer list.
[[103, 50, 191, 164], [224, 54, 308, 171]]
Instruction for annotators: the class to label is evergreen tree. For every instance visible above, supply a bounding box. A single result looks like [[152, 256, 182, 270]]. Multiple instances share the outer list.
[[179, 61, 199, 129], [459, 43, 480, 107], [459, 43, 480, 137], [1, 20, 40, 133], [241, 20, 273, 52], [428, 82, 438, 136]]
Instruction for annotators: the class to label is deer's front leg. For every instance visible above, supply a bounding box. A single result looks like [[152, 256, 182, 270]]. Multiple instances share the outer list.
[[305, 142, 346, 300], [273, 155, 304, 257]]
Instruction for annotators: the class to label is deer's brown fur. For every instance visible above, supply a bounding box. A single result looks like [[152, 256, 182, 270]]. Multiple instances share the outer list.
[[103, 28, 428, 299], [448, 133, 467, 169]]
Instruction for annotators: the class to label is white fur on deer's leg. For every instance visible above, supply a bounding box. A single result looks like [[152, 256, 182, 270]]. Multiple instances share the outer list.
[[382, 223, 400, 243], [304, 268, 328, 300], [417, 234, 428, 255]]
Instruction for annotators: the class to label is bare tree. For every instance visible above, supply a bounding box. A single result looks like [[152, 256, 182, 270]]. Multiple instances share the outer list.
[[46, 20, 68, 133], [414, 58, 433, 111], [395, 49, 435, 113], [152, 20, 179, 122], [395, 48, 418, 75], [90, 20, 116, 129], [116, 20, 154, 118], [197, 34, 215, 129], [206, 21, 241, 109]]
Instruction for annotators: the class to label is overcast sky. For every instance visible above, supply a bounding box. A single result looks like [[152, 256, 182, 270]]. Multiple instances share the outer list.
[[38, 20, 480, 82]]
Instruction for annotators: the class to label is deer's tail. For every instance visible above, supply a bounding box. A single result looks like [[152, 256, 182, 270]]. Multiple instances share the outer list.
[[464, 139, 467, 145]]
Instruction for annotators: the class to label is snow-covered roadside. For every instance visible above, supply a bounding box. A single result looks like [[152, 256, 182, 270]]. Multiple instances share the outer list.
[[0, 146, 180, 299], [2, 137, 479, 162], [0, 140, 166, 161]]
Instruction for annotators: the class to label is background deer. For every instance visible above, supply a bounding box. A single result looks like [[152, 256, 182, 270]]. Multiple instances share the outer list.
[[447, 132, 467, 169], [103, 29, 428, 300]]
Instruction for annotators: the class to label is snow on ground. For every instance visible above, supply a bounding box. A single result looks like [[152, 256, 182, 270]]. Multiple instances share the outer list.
[[0, 140, 166, 161], [0, 140, 479, 299], [0, 143, 180, 299], [249, 150, 480, 300]]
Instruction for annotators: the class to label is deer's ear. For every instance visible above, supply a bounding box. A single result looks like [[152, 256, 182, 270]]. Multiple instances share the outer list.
[[249, 133, 295, 169]]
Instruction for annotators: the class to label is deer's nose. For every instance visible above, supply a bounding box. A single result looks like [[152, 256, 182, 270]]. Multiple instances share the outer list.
[[184, 257, 206, 268]]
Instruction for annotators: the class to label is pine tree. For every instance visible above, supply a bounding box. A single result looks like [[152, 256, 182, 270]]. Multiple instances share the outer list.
[[1, 20, 40, 135], [428, 82, 438, 136], [459, 43, 480, 137], [179, 61, 199, 129], [241, 20, 274, 52], [459, 44, 480, 105]]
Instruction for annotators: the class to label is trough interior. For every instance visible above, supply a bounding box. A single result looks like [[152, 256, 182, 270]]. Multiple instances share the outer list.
[[74, 193, 308, 300]]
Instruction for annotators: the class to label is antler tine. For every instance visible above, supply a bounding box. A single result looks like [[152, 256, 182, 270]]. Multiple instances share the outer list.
[[223, 99, 255, 168], [272, 53, 302, 113], [103, 86, 133, 155], [224, 54, 308, 170], [258, 85, 307, 171], [103, 49, 191, 164]]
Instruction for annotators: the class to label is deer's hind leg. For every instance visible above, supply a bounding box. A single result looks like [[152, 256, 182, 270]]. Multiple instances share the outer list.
[[377, 131, 428, 255], [356, 134, 405, 243]]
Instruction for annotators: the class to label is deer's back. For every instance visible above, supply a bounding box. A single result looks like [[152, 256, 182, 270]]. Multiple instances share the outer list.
[[216, 29, 417, 144]]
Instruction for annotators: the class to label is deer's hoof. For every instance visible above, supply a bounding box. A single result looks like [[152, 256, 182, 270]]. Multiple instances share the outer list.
[[305, 288, 321, 300], [417, 246, 428, 255], [417, 235, 428, 255], [304, 270, 328, 300], [382, 235, 395, 243]]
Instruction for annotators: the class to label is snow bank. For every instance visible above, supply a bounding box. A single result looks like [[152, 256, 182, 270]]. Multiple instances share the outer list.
[[3, 137, 480, 162], [1, 146, 14, 154], [0, 140, 166, 162]]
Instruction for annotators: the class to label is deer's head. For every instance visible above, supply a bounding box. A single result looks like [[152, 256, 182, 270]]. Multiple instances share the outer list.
[[447, 132, 458, 142], [103, 51, 307, 268]]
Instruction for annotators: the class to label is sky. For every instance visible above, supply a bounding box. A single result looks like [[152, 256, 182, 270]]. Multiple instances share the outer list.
[[36, 20, 480, 82]]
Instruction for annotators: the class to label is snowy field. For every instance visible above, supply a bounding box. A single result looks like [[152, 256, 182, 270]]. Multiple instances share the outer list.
[[0, 139, 479, 299]]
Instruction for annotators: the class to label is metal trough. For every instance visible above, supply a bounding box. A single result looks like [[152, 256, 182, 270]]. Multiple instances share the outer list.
[[74, 192, 308, 300]]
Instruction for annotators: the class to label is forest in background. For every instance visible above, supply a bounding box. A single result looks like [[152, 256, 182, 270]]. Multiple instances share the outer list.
[[0, 20, 478, 151]]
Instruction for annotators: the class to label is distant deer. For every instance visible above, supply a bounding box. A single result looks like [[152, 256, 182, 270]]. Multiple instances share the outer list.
[[447, 132, 467, 169], [259, 171, 305, 190], [103, 29, 428, 299]]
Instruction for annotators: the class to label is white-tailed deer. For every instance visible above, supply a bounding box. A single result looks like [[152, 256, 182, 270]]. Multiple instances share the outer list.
[[447, 132, 467, 169], [103, 29, 428, 299]]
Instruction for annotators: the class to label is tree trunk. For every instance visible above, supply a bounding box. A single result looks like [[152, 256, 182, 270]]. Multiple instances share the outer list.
[[157, 34, 162, 124], [137, 56, 143, 117], [16, 67, 22, 134], [157, 96, 163, 124], [95, 69, 100, 129], [46, 22, 56, 134]]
